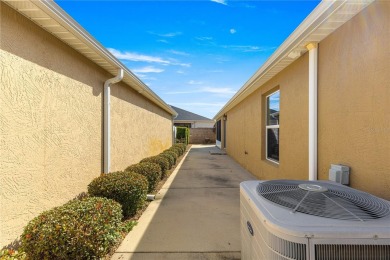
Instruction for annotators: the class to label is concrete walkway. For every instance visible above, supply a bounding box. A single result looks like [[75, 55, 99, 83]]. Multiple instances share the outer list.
[[112, 145, 256, 260]]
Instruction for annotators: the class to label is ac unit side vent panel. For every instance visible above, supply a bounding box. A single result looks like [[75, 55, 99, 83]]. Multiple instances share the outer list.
[[257, 180, 390, 221], [315, 244, 390, 260], [257, 215, 307, 260], [241, 193, 307, 260]]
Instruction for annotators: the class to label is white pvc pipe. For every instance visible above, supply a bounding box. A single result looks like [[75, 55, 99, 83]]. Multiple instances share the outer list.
[[104, 69, 124, 174], [307, 43, 318, 181], [146, 194, 155, 201]]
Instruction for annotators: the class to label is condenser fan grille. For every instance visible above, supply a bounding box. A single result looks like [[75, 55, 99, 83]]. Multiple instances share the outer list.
[[257, 180, 390, 221]]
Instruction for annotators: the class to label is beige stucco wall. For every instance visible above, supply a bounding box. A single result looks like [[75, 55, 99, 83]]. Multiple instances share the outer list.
[[110, 85, 172, 172], [224, 54, 309, 181], [317, 1, 390, 200], [222, 1, 390, 200], [0, 3, 172, 246]]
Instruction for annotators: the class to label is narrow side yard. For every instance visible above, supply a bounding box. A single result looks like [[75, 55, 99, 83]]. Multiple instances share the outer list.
[[112, 144, 256, 260]]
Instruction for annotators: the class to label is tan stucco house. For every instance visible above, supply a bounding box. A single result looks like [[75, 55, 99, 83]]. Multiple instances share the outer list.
[[0, 0, 177, 246], [214, 0, 390, 200]]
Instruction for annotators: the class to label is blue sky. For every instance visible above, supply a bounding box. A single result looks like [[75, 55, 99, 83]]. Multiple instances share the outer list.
[[57, 0, 320, 119]]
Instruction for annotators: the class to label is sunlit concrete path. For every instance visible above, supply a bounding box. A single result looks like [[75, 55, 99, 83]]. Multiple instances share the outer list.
[[112, 144, 256, 260]]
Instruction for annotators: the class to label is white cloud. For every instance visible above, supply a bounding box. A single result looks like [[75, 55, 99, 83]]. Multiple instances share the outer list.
[[137, 74, 157, 80], [166, 86, 236, 95], [109, 48, 190, 68], [202, 87, 236, 94], [221, 45, 276, 53], [195, 36, 214, 41], [211, 0, 227, 6], [243, 4, 256, 9], [108, 48, 170, 64], [188, 80, 203, 85], [179, 63, 191, 68], [157, 39, 169, 44], [132, 66, 164, 73], [149, 31, 182, 38], [230, 28, 237, 34], [168, 50, 190, 56]]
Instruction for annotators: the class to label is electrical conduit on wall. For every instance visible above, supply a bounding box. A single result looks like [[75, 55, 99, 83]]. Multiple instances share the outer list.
[[104, 69, 124, 174], [307, 43, 318, 181]]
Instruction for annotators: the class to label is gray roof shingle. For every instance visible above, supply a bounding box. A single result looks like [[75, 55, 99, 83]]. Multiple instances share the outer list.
[[171, 106, 212, 121]]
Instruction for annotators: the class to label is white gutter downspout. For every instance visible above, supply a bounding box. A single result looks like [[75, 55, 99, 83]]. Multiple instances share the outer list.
[[104, 69, 124, 174], [307, 43, 318, 181], [172, 115, 176, 145]]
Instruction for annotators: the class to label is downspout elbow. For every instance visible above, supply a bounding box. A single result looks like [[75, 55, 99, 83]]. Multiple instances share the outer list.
[[104, 69, 124, 88], [104, 69, 124, 174]]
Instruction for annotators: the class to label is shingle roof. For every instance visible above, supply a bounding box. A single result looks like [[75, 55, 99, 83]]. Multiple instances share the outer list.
[[171, 106, 213, 121]]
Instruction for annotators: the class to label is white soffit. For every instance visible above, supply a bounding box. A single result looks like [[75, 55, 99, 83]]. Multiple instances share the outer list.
[[213, 0, 374, 120], [4, 0, 177, 117]]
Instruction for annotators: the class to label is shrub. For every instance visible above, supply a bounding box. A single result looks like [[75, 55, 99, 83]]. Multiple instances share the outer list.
[[159, 153, 174, 169], [167, 147, 180, 158], [169, 146, 183, 157], [177, 143, 187, 151], [163, 150, 177, 164], [140, 156, 170, 179], [176, 127, 189, 144], [125, 162, 162, 192], [88, 171, 148, 218], [21, 197, 122, 260], [173, 143, 186, 154]]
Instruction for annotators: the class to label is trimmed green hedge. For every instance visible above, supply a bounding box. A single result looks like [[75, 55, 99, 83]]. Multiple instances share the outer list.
[[169, 146, 183, 157], [159, 153, 174, 169], [21, 197, 122, 259], [176, 127, 189, 144], [173, 143, 186, 154], [140, 156, 170, 179], [163, 150, 177, 164], [88, 171, 148, 218], [125, 162, 162, 192]]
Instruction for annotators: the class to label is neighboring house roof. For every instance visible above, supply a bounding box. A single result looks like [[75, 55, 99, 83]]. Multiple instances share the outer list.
[[171, 106, 214, 122], [214, 0, 374, 120], [3, 0, 177, 117]]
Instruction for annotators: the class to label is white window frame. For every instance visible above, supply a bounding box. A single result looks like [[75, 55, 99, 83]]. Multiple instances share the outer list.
[[265, 90, 280, 164]]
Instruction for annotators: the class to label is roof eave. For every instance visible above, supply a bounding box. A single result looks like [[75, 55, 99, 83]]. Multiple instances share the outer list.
[[4, 0, 177, 117], [213, 0, 374, 120]]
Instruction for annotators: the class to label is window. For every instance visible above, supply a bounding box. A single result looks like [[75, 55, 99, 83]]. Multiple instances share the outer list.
[[266, 90, 279, 163], [216, 120, 221, 142]]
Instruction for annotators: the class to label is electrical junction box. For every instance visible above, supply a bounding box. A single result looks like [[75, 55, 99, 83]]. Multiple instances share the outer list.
[[329, 164, 350, 185]]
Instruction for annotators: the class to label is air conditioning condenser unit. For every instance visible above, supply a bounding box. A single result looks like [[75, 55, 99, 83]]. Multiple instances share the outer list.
[[240, 180, 390, 260]]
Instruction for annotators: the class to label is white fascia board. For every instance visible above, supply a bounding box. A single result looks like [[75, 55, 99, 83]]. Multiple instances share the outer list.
[[213, 0, 373, 120], [6, 0, 177, 117]]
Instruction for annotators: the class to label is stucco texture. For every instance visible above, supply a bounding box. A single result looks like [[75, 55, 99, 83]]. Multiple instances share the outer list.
[[0, 3, 172, 246], [110, 84, 172, 172], [221, 1, 390, 200], [225, 54, 309, 181], [317, 1, 390, 199]]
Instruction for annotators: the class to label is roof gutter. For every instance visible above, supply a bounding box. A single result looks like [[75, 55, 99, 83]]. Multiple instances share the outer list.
[[104, 69, 124, 174], [29, 0, 177, 117]]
